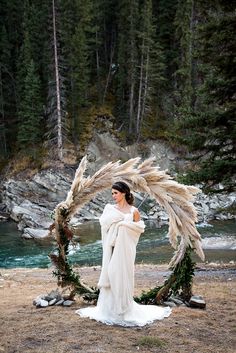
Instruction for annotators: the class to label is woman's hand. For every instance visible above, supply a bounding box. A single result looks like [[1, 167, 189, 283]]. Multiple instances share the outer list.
[[133, 209, 141, 222]]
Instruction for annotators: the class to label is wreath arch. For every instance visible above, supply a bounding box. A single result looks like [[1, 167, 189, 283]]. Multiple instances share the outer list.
[[49, 156, 205, 303]]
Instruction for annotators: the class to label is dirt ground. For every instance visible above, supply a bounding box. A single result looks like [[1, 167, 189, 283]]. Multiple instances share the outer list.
[[0, 263, 236, 353]]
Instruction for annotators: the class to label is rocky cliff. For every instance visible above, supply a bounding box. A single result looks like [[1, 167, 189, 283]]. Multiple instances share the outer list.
[[0, 134, 235, 238]]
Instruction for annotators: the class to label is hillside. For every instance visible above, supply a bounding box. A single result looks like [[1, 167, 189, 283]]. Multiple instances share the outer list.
[[0, 1, 235, 190]]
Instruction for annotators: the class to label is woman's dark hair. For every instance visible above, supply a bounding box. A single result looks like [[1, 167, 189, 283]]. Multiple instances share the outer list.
[[112, 181, 134, 205]]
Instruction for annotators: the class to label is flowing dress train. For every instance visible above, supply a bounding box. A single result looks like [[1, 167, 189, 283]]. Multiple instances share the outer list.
[[76, 204, 171, 326]]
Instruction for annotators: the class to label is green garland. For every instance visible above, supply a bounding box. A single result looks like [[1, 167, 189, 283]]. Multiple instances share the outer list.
[[49, 210, 98, 301], [134, 247, 195, 304]]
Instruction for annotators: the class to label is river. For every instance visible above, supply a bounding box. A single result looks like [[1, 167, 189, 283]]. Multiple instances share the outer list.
[[0, 220, 235, 269]]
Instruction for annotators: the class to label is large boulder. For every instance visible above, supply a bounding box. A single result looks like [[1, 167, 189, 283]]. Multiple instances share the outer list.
[[1, 169, 72, 236], [22, 227, 50, 239]]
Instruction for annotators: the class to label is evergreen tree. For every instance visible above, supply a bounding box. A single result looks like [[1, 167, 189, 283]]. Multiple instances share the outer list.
[[94, 0, 118, 104], [154, 0, 178, 83], [59, 0, 78, 124], [115, 0, 139, 136], [173, 0, 196, 116], [57, 0, 97, 145], [0, 25, 13, 157], [16, 2, 44, 152], [177, 1, 236, 189], [1, 0, 24, 64], [45, 0, 68, 160], [26, 0, 51, 98], [17, 58, 43, 149], [136, 0, 166, 139], [0, 0, 24, 158], [0, 0, 234, 189], [69, 0, 96, 139]]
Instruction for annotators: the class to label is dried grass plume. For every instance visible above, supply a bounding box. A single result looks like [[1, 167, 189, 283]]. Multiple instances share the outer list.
[[54, 156, 205, 268]]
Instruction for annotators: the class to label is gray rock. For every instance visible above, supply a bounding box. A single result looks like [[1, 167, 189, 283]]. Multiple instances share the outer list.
[[1, 170, 72, 234], [55, 299, 64, 306], [0, 212, 9, 221], [163, 301, 176, 307], [33, 295, 45, 305], [169, 296, 184, 305], [62, 300, 74, 307], [209, 202, 218, 210], [11, 201, 52, 229], [0, 203, 10, 222], [22, 228, 49, 239], [36, 299, 49, 308], [49, 298, 57, 306], [70, 216, 82, 227], [0, 203, 7, 212], [189, 295, 206, 309], [44, 289, 62, 301]]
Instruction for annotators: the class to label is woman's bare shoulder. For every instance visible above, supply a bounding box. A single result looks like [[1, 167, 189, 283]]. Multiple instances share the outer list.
[[133, 207, 141, 221]]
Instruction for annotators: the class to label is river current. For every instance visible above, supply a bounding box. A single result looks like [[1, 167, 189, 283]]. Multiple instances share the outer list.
[[0, 220, 235, 268]]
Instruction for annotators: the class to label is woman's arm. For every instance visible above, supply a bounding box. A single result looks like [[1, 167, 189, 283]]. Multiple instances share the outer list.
[[133, 208, 141, 222]]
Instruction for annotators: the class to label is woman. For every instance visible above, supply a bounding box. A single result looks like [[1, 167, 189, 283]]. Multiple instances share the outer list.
[[76, 181, 171, 326]]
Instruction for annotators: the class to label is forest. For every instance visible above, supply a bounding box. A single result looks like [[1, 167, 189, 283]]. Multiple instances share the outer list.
[[0, 0, 235, 189]]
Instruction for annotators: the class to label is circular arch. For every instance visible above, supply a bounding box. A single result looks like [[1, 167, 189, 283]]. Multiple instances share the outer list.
[[49, 156, 205, 302]]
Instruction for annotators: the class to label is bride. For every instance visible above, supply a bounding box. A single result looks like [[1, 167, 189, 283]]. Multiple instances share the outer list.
[[76, 181, 171, 326]]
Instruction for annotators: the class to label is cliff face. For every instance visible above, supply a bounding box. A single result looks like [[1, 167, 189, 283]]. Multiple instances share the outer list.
[[86, 132, 185, 174], [0, 134, 235, 238]]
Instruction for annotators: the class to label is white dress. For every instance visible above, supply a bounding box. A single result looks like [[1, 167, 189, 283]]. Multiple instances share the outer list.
[[76, 204, 171, 327]]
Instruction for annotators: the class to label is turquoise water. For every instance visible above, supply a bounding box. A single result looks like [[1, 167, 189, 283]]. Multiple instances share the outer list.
[[0, 220, 235, 268]]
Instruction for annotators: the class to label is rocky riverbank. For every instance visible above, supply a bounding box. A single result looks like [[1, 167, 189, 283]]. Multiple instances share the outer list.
[[0, 164, 235, 239], [0, 135, 235, 239]]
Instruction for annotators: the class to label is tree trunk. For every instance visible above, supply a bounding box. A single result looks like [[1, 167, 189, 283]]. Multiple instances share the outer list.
[[190, 0, 197, 110], [103, 36, 115, 104], [128, 13, 135, 135], [136, 39, 144, 135], [52, 0, 63, 161], [0, 68, 7, 156], [95, 29, 102, 104], [139, 48, 150, 137]]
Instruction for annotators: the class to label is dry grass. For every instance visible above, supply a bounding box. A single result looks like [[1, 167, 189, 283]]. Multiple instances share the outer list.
[[0, 264, 235, 353]]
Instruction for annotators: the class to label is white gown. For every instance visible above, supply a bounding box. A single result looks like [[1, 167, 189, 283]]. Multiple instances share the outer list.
[[76, 204, 171, 327]]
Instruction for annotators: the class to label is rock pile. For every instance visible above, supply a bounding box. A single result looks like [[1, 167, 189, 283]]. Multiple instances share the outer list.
[[144, 189, 236, 224], [164, 294, 206, 309], [33, 289, 74, 308]]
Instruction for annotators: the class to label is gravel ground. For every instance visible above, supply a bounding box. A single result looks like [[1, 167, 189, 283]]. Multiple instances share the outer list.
[[0, 263, 235, 353]]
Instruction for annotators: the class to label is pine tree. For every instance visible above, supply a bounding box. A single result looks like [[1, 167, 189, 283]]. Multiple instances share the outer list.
[[93, 0, 118, 105], [69, 0, 96, 140], [115, 0, 139, 136], [0, 0, 24, 159], [17, 58, 43, 150], [26, 0, 51, 98], [45, 0, 68, 160], [59, 0, 78, 124], [136, 0, 166, 139], [177, 1, 236, 190], [173, 0, 196, 116], [0, 25, 13, 157], [154, 0, 178, 83], [15, 2, 44, 152]]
